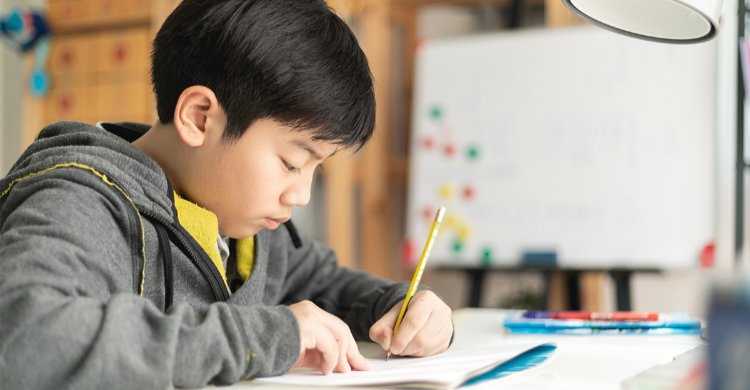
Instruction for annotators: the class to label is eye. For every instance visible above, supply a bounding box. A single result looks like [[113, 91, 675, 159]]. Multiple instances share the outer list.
[[282, 159, 302, 174]]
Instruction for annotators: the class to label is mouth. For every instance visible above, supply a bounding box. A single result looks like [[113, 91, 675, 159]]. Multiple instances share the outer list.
[[265, 217, 289, 229]]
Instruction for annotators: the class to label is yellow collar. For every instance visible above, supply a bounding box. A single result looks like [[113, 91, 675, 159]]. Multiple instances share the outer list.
[[173, 193, 228, 287]]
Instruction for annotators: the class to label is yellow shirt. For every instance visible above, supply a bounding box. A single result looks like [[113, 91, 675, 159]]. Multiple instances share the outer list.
[[173, 193, 255, 288]]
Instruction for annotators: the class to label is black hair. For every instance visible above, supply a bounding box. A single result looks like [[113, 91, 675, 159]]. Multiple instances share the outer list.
[[151, 0, 374, 149]]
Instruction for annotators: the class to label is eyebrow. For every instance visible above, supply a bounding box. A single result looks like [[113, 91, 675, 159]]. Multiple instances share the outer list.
[[291, 139, 335, 161]]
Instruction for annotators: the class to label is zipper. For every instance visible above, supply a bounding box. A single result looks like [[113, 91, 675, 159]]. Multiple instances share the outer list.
[[119, 191, 144, 294], [141, 208, 230, 302], [155, 224, 174, 311]]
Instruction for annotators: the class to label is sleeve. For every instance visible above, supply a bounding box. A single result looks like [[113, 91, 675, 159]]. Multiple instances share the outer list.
[[0, 172, 299, 389], [278, 222, 412, 341]]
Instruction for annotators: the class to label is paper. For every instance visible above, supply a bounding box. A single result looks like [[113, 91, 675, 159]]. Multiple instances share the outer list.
[[250, 342, 553, 389]]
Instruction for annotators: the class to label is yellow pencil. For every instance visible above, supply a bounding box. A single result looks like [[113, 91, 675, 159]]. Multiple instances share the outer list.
[[387, 206, 446, 361]]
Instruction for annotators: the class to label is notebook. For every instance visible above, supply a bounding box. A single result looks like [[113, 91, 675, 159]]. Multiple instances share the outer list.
[[249, 342, 556, 389], [622, 345, 706, 390]]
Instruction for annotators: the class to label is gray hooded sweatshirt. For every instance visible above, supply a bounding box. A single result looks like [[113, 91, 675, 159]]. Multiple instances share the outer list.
[[0, 121, 411, 389]]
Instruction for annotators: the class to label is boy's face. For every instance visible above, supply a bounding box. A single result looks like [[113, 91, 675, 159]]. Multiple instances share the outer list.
[[186, 117, 336, 238]]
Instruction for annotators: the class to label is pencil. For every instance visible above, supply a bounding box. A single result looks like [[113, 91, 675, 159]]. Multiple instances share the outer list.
[[387, 206, 446, 361]]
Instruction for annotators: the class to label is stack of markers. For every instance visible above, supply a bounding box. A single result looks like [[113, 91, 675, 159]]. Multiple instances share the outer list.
[[503, 311, 702, 335]]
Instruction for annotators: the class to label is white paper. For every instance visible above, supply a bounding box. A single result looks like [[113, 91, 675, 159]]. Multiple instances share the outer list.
[[250, 342, 547, 389]]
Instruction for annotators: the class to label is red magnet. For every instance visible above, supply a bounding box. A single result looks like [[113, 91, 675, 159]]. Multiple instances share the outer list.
[[700, 242, 715, 268], [443, 143, 456, 157], [422, 206, 434, 221], [463, 185, 475, 200], [401, 239, 416, 265]]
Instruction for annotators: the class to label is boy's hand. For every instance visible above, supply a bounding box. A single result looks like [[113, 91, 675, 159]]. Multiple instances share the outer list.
[[368, 290, 452, 358], [289, 300, 371, 374]]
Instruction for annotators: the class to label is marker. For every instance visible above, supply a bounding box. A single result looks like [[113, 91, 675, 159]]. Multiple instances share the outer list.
[[387, 206, 446, 361], [522, 311, 660, 321]]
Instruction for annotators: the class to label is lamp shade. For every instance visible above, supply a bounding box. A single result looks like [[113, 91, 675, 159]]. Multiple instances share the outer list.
[[561, 0, 722, 44]]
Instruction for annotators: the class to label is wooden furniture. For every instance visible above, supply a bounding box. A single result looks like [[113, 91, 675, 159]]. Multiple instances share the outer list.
[[25, 0, 180, 147], [45, 1, 154, 125]]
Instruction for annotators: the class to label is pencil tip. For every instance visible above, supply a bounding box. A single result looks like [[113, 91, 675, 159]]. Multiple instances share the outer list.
[[386, 352, 391, 361]]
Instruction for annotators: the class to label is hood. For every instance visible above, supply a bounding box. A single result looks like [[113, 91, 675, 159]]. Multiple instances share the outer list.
[[2, 121, 174, 222]]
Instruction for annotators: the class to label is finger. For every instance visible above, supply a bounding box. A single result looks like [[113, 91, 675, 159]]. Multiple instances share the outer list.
[[400, 312, 444, 356], [318, 311, 371, 371], [334, 336, 351, 373], [403, 308, 453, 356], [317, 310, 360, 373], [390, 298, 431, 355], [321, 311, 358, 353], [399, 310, 437, 356], [345, 334, 372, 371], [296, 348, 323, 370], [294, 349, 307, 368], [369, 301, 401, 350], [424, 321, 451, 355], [317, 330, 340, 375], [436, 318, 455, 354]]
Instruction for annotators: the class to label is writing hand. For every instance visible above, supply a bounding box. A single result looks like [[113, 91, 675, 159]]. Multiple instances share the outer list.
[[368, 290, 453, 358]]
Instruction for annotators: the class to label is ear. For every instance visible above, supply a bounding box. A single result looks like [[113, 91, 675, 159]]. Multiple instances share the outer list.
[[173, 86, 223, 147]]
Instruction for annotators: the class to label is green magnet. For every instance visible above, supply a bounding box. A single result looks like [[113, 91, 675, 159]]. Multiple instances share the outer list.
[[467, 145, 480, 160], [430, 105, 443, 120], [452, 239, 464, 253], [481, 247, 493, 266]]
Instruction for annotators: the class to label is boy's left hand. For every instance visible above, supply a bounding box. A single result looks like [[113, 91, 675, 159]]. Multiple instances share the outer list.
[[368, 290, 452, 357]]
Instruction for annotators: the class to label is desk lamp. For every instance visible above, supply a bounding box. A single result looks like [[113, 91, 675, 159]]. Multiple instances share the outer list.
[[561, 0, 723, 43]]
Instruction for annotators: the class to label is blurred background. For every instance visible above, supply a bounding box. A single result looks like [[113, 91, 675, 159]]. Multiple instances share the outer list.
[[1, 0, 739, 317]]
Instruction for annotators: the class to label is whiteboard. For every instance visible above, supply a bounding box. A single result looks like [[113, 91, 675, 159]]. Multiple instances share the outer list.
[[405, 26, 716, 269]]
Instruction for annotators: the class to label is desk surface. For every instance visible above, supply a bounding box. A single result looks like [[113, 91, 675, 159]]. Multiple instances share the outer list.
[[220, 308, 703, 390]]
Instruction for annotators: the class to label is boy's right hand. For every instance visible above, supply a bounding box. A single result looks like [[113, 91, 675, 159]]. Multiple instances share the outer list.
[[289, 300, 371, 375]]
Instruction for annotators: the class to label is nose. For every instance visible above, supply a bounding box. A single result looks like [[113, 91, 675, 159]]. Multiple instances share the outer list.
[[281, 175, 312, 207]]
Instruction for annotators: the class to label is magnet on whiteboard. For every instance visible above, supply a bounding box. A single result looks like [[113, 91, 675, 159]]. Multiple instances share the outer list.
[[463, 185, 476, 200], [443, 143, 456, 157], [430, 105, 443, 120], [439, 184, 455, 200], [467, 145, 480, 161], [421, 206, 435, 221], [444, 213, 459, 228], [458, 225, 472, 240]]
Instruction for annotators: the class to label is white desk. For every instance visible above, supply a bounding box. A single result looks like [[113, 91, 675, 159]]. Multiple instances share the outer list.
[[449, 309, 702, 389], [223, 308, 703, 390]]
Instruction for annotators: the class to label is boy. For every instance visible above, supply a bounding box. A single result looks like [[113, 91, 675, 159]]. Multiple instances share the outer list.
[[0, 0, 453, 388]]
